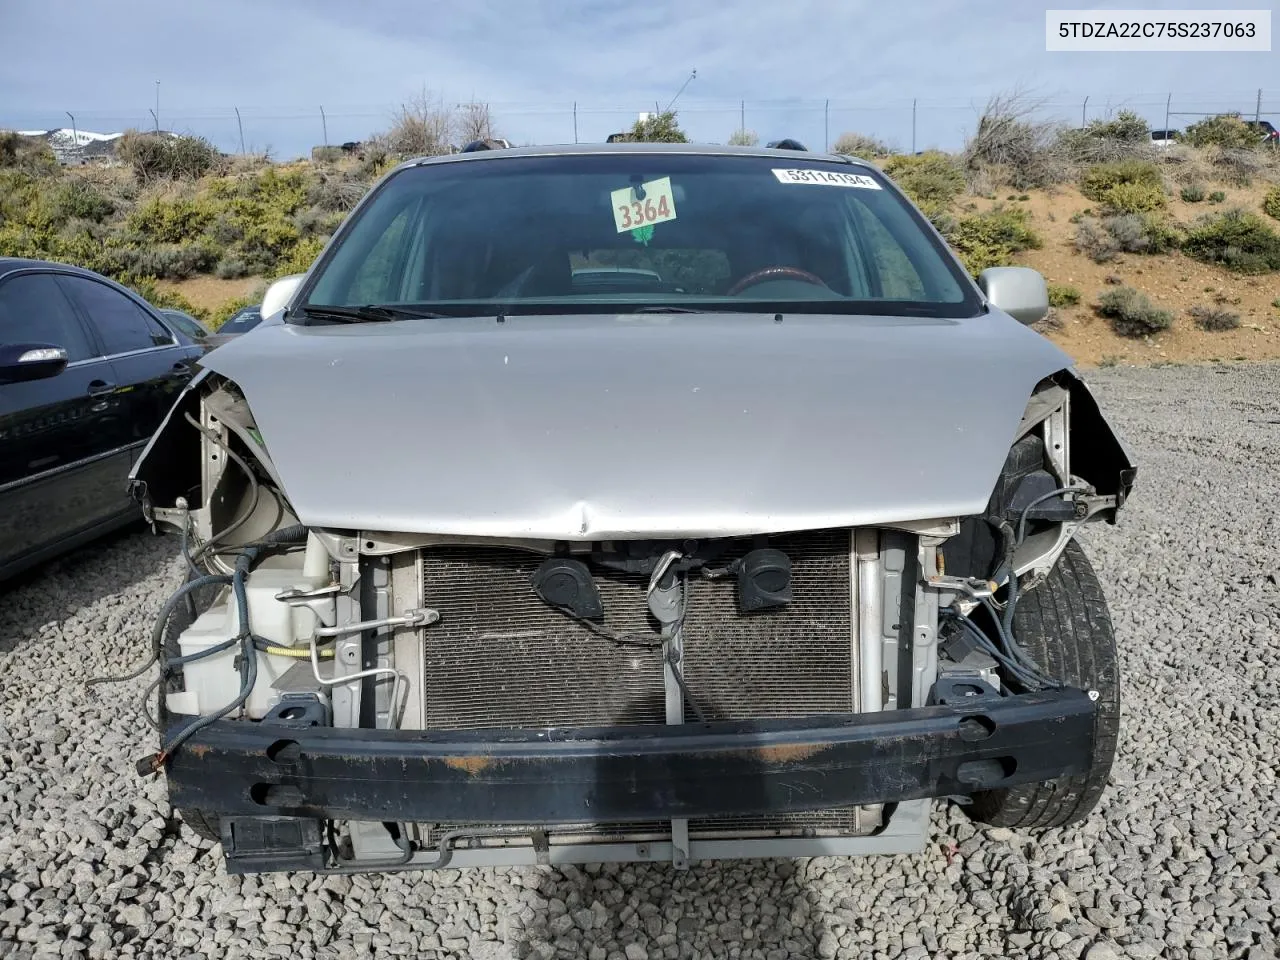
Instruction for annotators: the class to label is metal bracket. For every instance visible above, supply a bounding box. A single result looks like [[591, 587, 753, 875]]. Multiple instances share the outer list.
[[311, 608, 438, 639]]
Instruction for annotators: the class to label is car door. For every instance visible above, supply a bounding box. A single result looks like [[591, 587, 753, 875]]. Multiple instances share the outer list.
[[0, 270, 133, 577], [55, 274, 203, 474]]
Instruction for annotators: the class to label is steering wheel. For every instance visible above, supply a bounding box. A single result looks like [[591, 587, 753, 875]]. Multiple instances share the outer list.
[[726, 266, 829, 296]]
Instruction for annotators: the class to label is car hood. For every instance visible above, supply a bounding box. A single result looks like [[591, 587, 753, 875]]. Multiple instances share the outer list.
[[193, 311, 1073, 540]]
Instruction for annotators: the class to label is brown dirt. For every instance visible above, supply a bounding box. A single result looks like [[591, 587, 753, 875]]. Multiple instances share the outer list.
[[963, 183, 1280, 368], [157, 275, 266, 313]]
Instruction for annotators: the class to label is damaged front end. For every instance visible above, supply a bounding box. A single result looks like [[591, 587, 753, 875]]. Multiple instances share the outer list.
[[127, 369, 1133, 875]]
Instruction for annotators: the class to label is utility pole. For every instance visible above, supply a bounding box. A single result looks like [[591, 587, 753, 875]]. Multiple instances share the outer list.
[[320, 105, 328, 146], [234, 106, 245, 154], [912, 98, 917, 154], [1081, 95, 1088, 127], [148, 109, 157, 131], [740, 99, 745, 135], [573, 101, 578, 143], [1256, 88, 1263, 124], [824, 99, 829, 152], [65, 111, 77, 150], [155, 80, 160, 131], [1164, 92, 1171, 135]]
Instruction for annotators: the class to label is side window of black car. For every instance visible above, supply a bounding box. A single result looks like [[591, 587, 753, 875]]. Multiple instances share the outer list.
[[0, 273, 98, 363], [55, 276, 174, 356]]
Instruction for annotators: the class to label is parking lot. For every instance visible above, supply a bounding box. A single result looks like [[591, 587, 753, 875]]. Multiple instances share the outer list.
[[1, 362, 1277, 960]]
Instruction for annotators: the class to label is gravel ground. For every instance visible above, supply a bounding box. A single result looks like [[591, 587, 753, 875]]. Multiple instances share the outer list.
[[2, 362, 1278, 960]]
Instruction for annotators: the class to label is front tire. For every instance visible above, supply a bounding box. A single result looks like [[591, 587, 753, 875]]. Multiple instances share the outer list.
[[967, 538, 1120, 830]]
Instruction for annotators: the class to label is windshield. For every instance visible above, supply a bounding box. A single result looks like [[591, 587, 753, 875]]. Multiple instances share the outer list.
[[300, 153, 980, 319], [221, 307, 262, 333]]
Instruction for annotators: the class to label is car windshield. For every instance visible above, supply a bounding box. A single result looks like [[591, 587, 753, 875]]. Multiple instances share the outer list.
[[299, 153, 981, 320], [220, 307, 261, 333]]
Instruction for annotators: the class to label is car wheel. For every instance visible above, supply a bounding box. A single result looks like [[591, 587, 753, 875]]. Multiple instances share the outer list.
[[966, 538, 1120, 830]]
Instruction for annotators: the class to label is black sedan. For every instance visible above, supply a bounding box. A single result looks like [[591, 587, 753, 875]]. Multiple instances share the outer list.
[[0, 258, 204, 581]]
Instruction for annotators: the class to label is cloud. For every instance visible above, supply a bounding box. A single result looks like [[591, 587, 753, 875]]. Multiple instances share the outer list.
[[1, 0, 1272, 156]]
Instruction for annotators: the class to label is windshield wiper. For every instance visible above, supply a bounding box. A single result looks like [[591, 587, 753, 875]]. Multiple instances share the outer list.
[[298, 304, 451, 324]]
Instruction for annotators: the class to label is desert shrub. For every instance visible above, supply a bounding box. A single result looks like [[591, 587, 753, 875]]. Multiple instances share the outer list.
[[1261, 186, 1280, 220], [1180, 183, 1206, 203], [1183, 114, 1260, 148], [882, 151, 964, 215], [1095, 286, 1173, 337], [1188, 304, 1241, 331], [293, 205, 345, 237], [1208, 190, 1226, 204], [311, 145, 344, 163], [1047, 284, 1081, 307], [617, 110, 688, 144], [272, 234, 326, 277], [1182, 210, 1280, 274], [0, 131, 58, 173], [963, 91, 1067, 189], [727, 129, 759, 147], [115, 130, 222, 182], [1074, 217, 1119, 262], [833, 131, 893, 158], [44, 178, 115, 223], [1079, 161, 1165, 213], [215, 257, 249, 279], [127, 195, 217, 243], [1057, 110, 1155, 164], [1075, 213, 1179, 262], [306, 172, 370, 212], [1206, 146, 1266, 187], [113, 241, 218, 280], [942, 205, 1041, 274]]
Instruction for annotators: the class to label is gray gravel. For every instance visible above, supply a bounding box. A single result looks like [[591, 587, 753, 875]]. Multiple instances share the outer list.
[[2, 362, 1278, 960]]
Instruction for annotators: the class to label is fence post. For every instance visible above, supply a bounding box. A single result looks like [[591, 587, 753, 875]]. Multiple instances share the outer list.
[[320, 106, 328, 147], [234, 106, 245, 154]]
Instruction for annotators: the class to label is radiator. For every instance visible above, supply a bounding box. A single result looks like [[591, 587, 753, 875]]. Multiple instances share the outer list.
[[411, 529, 870, 841]]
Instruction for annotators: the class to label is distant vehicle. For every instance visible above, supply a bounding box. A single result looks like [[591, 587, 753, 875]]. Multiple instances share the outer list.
[[205, 304, 262, 348], [159, 308, 212, 344], [1244, 120, 1279, 144], [1149, 129, 1179, 148], [0, 258, 202, 581]]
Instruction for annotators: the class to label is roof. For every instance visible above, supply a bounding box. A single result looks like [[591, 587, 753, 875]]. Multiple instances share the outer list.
[[0, 257, 114, 280], [393, 141, 875, 175]]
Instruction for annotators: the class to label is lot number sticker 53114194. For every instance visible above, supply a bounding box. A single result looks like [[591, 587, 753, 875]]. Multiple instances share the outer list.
[[611, 177, 678, 233], [772, 168, 882, 189]]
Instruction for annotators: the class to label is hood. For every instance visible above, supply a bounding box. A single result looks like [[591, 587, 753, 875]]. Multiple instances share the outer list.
[[195, 311, 1072, 540]]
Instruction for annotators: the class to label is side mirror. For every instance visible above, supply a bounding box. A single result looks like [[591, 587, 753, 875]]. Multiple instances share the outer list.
[[261, 273, 305, 320], [978, 266, 1049, 326], [0, 343, 69, 384]]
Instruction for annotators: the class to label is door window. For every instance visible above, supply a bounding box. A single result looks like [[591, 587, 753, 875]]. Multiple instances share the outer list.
[[0, 273, 98, 362], [56, 276, 174, 356]]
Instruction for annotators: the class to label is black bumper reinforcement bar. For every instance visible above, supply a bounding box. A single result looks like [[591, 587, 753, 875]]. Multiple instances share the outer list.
[[165, 688, 1097, 824]]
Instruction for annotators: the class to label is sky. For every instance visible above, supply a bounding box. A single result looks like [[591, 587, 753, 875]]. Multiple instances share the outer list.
[[0, 0, 1275, 158]]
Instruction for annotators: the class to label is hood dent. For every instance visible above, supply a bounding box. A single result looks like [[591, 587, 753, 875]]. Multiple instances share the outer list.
[[193, 312, 1075, 540]]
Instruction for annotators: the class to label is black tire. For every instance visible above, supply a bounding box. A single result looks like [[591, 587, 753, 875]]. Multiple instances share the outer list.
[[966, 538, 1120, 830], [159, 568, 226, 844]]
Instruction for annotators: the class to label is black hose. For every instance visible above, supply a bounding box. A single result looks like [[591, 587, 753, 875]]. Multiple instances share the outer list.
[[86, 574, 234, 688]]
